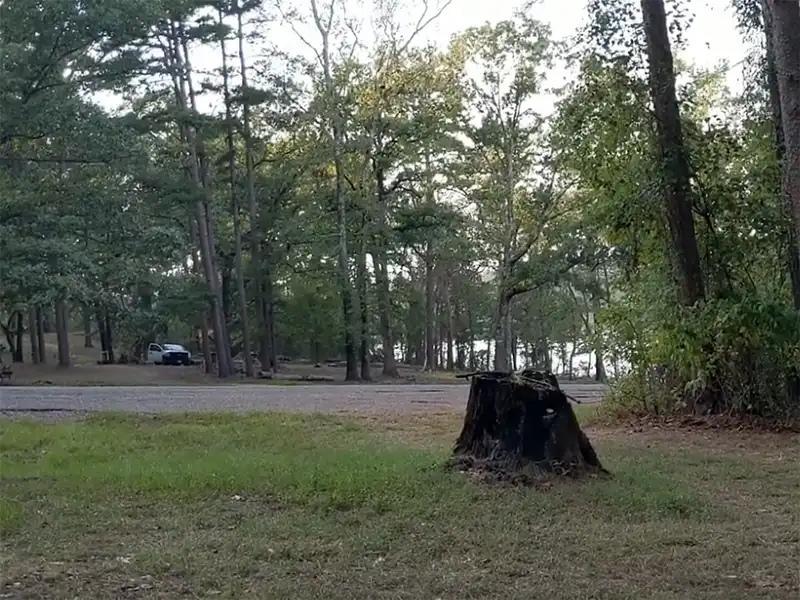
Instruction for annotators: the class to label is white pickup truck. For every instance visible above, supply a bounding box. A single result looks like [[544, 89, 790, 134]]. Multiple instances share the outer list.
[[147, 343, 192, 366]]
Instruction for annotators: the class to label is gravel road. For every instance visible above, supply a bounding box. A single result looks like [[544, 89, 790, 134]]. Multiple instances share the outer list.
[[0, 382, 606, 418]]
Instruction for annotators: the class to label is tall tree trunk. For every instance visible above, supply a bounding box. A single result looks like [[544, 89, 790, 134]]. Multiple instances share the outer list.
[[219, 7, 254, 377], [168, 23, 232, 378], [357, 218, 372, 381], [337, 174, 359, 380], [467, 304, 476, 369], [35, 307, 45, 363], [262, 263, 278, 371], [95, 308, 115, 364], [373, 252, 397, 376], [492, 121, 522, 371], [446, 288, 455, 370], [96, 310, 108, 361], [423, 254, 436, 370], [436, 299, 444, 368], [5, 316, 17, 361], [54, 299, 70, 367], [196, 142, 233, 375], [309, 0, 358, 380], [104, 311, 115, 364], [403, 340, 413, 366], [545, 339, 552, 373], [12, 312, 23, 363], [194, 204, 230, 377], [422, 148, 437, 372], [136, 282, 155, 362], [530, 342, 539, 371], [235, 8, 271, 374], [189, 219, 213, 373], [28, 306, 39, 365], [640, 0, 706, 306], [765, 0, 800, 405], [373, 166, 398, 377], [569, 343, 576, 380], [221, 256, 234, 353], [765, 0, 800, 307], [83, 306, 93, 348], [511, 335, 518, 371], [493, 294, 511, 370], [595, 346, 607, 382], [42, 309, 53, 334]]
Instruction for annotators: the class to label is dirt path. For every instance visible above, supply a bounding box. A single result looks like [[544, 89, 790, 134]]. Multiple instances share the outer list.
[[1, 382, 606, 418]]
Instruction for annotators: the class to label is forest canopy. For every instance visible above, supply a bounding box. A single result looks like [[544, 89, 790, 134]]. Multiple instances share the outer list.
[[1, 0, 799, 418]]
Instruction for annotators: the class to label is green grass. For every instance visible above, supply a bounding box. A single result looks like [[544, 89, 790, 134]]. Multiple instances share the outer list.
[[1, 412, 798, 599]]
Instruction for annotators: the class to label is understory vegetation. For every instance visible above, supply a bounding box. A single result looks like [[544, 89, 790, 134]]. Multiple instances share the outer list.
[[2, 0, 799, 418]]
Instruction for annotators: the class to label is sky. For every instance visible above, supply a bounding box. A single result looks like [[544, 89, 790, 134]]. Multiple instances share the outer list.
[[258, 0, 749, 103], [97, 0, 750, 115]]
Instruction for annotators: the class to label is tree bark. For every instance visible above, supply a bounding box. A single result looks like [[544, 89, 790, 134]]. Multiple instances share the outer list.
[[189, 219, 213, 373], [168, 23, 233, 378], [83, 305, 93, 348], [373, 165, 398, 377], [595, 346, 607, 382], [218, 8, 254, 378], [197, 151, 233, 376], [96, 310, 108, 360], [3, 318, 14, 362], [28, 306, 39, 364], [765, 0, 800, 309], [568, 343, 576, 380], [104, 311, 115, 364], [373, 249, 397, 376], [422, 148, 437, 372], [467, 304, 476, 369], [12, 312, 23, 363], [449, 371, 607, 482], [423, 253, 436, 370], [95, 308, 115, 364], [640, 0, 706, 306], [42, 309, 53, 334], [54, 299, 70, 367], [36, 307, 45, 363], [493, 293, 511, 370], [357, 218, 372, 381], [235, 8, 272, 374], [221, 256, 233, 350], [765, 0, 800, 405], [446, 287, 455, 370], [309, 0, 358, 381], [261, 263, 278, 371]]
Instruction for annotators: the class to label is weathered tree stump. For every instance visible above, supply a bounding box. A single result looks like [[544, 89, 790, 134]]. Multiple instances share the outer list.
[[447, 370, 609, 484]]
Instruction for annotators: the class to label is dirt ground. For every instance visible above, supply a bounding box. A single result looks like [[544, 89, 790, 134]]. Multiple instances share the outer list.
[[4, 360, 476, 386]]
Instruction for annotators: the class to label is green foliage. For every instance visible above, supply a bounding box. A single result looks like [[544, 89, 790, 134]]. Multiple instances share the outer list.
[[551, 1, 800, 416], [2, 0, 797, 417]]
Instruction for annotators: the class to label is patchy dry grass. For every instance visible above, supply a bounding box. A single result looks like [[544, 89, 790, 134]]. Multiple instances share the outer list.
[[1, 410, 798, 599]]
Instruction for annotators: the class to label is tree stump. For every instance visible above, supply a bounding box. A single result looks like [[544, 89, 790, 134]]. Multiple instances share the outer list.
[[447, 370, 609, 484]]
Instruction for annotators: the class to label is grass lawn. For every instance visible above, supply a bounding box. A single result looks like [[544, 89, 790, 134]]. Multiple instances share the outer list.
[[1, 409, 798, 599]]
